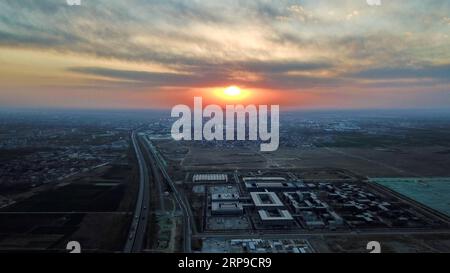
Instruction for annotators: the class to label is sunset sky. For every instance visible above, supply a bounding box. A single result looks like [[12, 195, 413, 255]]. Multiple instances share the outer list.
[[0, 0, 449, 109]]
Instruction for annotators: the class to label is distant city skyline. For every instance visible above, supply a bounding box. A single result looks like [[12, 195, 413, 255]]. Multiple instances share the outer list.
[[0, 0, 449, 109]]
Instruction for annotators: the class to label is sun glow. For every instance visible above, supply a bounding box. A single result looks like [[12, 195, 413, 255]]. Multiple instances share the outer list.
[[213, 85, 250, 101], [224, 86, 242, 97]]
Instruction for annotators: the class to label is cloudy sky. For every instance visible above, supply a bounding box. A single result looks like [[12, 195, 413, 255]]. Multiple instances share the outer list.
[[0, 0, 449, 109]]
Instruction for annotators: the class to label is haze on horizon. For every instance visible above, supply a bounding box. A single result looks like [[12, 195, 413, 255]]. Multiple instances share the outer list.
[[0, 0, 449, 110]]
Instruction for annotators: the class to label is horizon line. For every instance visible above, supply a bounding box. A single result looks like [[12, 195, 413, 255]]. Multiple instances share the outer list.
[[1, 105, 450, 113]]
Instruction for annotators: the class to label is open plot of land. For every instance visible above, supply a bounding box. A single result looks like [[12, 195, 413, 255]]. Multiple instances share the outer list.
[[0, 213, 84, 251], [264, 146, 450, 177], [206, 217, 251, 230], [373, 178, 450, 217], [181, 146, 267, 170], [147, 213, 181, 252], [2, 182, 125, 212], [156, 139, 450, 178], [151, 139, 189, 162], [0, 163, 137, 252], [310, 233, 450, 253]]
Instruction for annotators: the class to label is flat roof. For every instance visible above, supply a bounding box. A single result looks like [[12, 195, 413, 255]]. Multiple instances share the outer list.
[[258, 209, 294, 221], [243, 177, 287, 182], [245, 182, 296, 188], [193, 174, 228, 182], [212, 202, 243, 211], [250, 192, 284, 207], [211, 193, 240, 200]]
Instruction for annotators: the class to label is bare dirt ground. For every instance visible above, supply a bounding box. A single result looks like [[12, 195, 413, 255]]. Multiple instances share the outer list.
[[157, 140, 450, 177], [264, 146, 450, 177], [181, 146, 267, 170], [309, 233, 450, 253]]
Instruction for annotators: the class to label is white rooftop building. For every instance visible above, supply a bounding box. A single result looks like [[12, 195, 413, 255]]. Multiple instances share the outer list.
[[211, 193, 240, 202], [193, 173, 228, 183], [245, 182, 297, 192], [250, 192, 285, 209], [258, 209, 294, 225], [243, 177, 287, 183], [211, 202, 243, 215]]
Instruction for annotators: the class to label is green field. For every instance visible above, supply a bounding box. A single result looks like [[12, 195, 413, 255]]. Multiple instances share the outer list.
[[371, 177, 450, 217]]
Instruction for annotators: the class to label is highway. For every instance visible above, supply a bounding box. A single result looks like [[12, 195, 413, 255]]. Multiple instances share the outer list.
[[123, 130, 150, 253], [143, 136, 193, 253]]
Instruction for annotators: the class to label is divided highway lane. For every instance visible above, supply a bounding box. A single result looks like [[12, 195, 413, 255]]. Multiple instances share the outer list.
[[142, 136, 193, 253], [124, 130, 150, 253]]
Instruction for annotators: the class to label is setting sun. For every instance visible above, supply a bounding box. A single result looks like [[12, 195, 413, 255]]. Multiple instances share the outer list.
[[224, 86, 242, 97], [214, 85, 249, 101]]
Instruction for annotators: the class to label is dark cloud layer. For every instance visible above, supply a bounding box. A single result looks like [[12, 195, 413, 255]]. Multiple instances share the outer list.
[[349, 64, 450, 81]]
